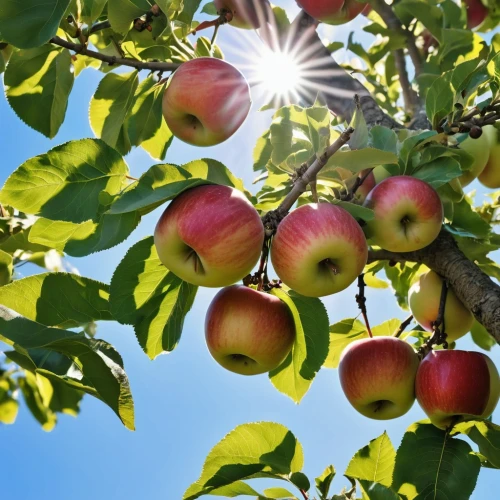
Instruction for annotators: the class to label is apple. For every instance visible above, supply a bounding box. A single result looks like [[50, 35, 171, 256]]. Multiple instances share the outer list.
[[214, 0, 270, 29], [465, 0, 488, 29], [416, 350, 500, 429], [363, 176, 443, 252], [339, 337, 420, 420], [162, 58, 252, 147], [458, 130, 490, 187], [154, 184, 264, 287], [270, 203, 368, 297], [478, 126, 500, 188], [296, 0, 368, 25], [408, 271, 474, 342], [205, 285, 295, 375]]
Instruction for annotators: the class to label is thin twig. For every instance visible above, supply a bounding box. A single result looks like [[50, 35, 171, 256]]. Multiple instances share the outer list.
[[89, 20, 111, 34], [50, 36, 180, 72], [394, 315, 414, 338], [356, 274, 373, 338]]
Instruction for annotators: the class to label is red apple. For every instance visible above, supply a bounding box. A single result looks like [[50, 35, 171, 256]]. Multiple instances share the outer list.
[[205, 285, 295, 375], [214, 0, 270, 29], [270, 203, 368, 297], [465, 0, 488, 29], [339, 337, 420, 420], [416, 350, 500, 429], [296, 0, 368, 25], [154, 185, 264, 287], [408, 271, 474, 343], [162, 58, 251, 147], [363, 176, 443, 252], [478, 126, 500, 188]]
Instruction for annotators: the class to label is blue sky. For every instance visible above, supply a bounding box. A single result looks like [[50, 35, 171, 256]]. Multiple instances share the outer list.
[[1, 2, 499, 498]]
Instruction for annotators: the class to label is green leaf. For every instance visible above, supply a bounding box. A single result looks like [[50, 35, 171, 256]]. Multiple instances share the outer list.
[[108, 159, 245, 216], [0, 306, 135, 430], [425, 72, 453, 130], [368, 126, 398, 154], [384, 262, 422, 310], [183, 422, 304, 500], [81, 0, 108, 24], [201, 2, 217, 15], [412, 157, 463, 188], [127, 77, 173, 160], [323, 318, 367, 369], [392, 422, 481, 499], [207, 481, 262, 497], [358, 481, 400, 500], [394, 0, 443, 41], [289, 471, 310, 492], [268, 289, 330, 403], [470, 321, 496, 351], [449, 198, 491, 239], [28, 212, 140, 257], [176, 0, 203, 32], [333, 201, 374, 222], [0, 249, 13, 286], [90, 71, 139, 155], [108, 0, 151, 35], [0, 273, 112, 328], [348, 104, 369, 150], [262, 487, 298, 499], [315, 465, 336, 499], [321, 149, 398, 175], [454, 420, 500, 468], [345, 432, 396, 487], [0, 138, 130, 224], [109, 237, 197, 359], [4, 46, 74, 138], [18, 371, 57, 431], [0, 0, 71, 49], [0, 376, 19, 424]]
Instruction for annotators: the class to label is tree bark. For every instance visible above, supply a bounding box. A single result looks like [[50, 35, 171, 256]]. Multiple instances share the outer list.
[[369, 231, 500, 344]]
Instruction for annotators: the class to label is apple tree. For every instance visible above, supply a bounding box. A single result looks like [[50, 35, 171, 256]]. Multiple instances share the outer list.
[[1, 0, 500, 498]]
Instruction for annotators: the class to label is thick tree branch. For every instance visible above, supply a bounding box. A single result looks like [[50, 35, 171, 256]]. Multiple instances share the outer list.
[[287, 11, 402, 128], [50, 36, 180, 72], [368, 230, 500, 344]]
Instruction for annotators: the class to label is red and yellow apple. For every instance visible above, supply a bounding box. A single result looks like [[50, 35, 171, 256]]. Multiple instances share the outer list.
[[465, 0, 488, 29], [296, 0, 367, 25], [363, 176, 443, 252], [214, 0, 270, 29], [416, 350, 500, 429], [154, 185, 264, 287], [408, 271, 474, 342], [162, 58, 251, 147], [478, 126, 500, 188], [339, 337, 420, 420], [205, 285, 295, 375], [458, 131, 490, 187], [270, 203, 368, 297]]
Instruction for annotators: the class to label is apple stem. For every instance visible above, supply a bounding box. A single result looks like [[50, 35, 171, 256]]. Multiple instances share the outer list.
[[356, 274, 374, 338], [347, 167, 374, 201], [418, 278, 449, 358], [393, 315, 414, 338]]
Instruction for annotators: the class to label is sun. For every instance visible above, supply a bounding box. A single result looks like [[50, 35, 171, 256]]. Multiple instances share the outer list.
[[254, 47, 304, 101]]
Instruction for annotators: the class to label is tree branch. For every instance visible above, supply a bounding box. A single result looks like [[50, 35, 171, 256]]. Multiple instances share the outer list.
[[368, 230, 500, 344], [287, 11, 402, 128], [50, 36, 180, 72]]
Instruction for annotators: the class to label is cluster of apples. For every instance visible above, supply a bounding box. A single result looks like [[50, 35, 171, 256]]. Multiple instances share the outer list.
[[154, 171, 446, 376], [461, 125, 500, 188], [339, 336, 500, 429]]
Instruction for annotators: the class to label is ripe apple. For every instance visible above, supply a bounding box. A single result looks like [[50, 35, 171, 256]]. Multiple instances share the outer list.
[[214, 0, 270, 29], [416, 350, 500, 429], [162, 58, 251, 147], [363, 176, 443, 252], [478, 126, 500, 188], [465, 0, 488, 29], [339, 337, 420, 420], [205, 285, 295, 375], [154, 184, 264, 287], [296, 0, 368, 25], [270, 203, 368, 297], [408, 271, 474, 342], [458, 131, 490, 187]]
